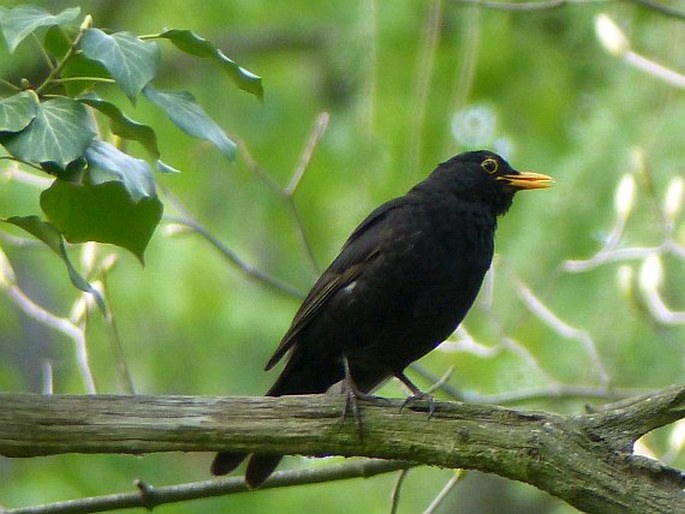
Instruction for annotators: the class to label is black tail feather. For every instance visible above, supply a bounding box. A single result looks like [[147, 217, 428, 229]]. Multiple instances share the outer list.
[[211, 451, 248, 476], [245, 454, 284, 488]]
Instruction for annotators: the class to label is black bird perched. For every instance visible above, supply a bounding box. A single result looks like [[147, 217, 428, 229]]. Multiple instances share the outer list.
[[211, 150, 552, 487]]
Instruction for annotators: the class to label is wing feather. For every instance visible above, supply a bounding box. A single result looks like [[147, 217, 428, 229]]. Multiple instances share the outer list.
[[264, 197, 406, 370]]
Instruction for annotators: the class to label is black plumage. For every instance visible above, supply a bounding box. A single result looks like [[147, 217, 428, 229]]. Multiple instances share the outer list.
[[211, 150, 552, 487]]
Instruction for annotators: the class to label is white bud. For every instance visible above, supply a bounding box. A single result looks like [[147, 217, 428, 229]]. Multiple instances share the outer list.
[[163, 223, 192, 237], [663, 176, 684, 222], [614, 174, 636, 218], [639, 254, 663, 292], [595, 14, 630, 57], [80, 241, 97, 272], [69, 295, 89, 324], [101, 253, 119, 273], [617, 265, 633, 296], [0, 247, 16, 288], [669, 419, 685, 453]]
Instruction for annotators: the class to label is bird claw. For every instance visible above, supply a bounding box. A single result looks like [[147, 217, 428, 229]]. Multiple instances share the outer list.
[[400, 392, 436, 418]]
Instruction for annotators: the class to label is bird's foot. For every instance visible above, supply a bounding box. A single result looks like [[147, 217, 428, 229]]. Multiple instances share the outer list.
[[395, 371, 436, 418], [340, 355, 390, 438], [400, 391, 436, 417]]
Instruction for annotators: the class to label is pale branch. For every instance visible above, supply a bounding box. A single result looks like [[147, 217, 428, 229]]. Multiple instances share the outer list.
[[1, 386, 684, 514], [4, 459, 412, 514]]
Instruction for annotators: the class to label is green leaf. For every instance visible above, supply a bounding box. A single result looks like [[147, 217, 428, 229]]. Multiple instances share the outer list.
[[157, 29, 263, 100], [41, 157, 87, 181], [60, 53, 112, 96], [85, 139, 156, 201], [40, 180, 163, 263], [43, 24, 72, 58], [3, 215, 105, 311], [79, 96, 160, 158], [0, 97, 95, 168], [80, 28, 160, 103], [0, 5, 80, 53], [0, 90, 39, 132], [143, 84, 235, 160]]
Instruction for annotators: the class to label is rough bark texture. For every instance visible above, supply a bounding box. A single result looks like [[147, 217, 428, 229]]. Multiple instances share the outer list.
[[1, 385, 683, 513]]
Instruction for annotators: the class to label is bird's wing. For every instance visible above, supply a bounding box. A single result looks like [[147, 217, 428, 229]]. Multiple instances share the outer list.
[[264, 197, 406, 371]]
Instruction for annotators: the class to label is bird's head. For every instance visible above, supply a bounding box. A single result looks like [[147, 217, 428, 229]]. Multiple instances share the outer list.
[[422, 150, 553, 216]]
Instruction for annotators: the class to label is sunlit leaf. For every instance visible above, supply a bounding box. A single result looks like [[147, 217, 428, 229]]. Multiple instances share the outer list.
[[79, 96, 160, 158], [40, 180, 163, 263], [3, 215, 105, 311], [85, 139, 156, 201], [0, 90, 39, 132], [0, 97, 95, 168], [80, 28, 160, 102], [0, 5, 80, 53], [157, 29, 263, 100], [143, 84, 235, 160]]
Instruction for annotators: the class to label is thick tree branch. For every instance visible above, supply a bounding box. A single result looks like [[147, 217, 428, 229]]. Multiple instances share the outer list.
[[1, 386, 683, 513]]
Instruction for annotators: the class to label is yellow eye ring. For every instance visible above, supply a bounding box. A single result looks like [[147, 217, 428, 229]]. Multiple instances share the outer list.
[[481, 158, 499, 174]]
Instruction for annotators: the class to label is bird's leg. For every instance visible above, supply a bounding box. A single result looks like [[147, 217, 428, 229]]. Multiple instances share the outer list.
[[395, 371, 435, 417], [340, 354, 365, 437], [340, 355, 389, 437]]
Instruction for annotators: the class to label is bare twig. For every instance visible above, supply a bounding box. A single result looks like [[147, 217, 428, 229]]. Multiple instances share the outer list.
[[517, 281, 610, 387], [160, 183, 305, 299], [423, 470, 465, 514], [3, 459, 412, 514], [285, 112, 330, 196], [389, 468, 410, 514]]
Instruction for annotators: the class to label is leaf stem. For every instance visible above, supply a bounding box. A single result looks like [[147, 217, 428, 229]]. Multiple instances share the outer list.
[[35, 14, 93, 95]]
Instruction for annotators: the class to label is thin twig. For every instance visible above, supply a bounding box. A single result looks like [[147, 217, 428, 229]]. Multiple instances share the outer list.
[[423, 470, 465, 514], [285, 112, 329, 196], [517, 281, 610, 387], [631, 0, 685, 21], [4, 459, 413, 514], [389, 468, 410, 514], [164, 214, 305, 300], [408, 0, 443, 178], [34, 15, 92, 95], [4, 284, 96, 393]]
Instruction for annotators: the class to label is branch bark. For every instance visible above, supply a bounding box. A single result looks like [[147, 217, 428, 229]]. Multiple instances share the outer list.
[[1, 385, 684, 513]]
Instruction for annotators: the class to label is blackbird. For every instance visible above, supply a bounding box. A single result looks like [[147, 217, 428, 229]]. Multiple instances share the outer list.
[[211, 150, 552, 487]]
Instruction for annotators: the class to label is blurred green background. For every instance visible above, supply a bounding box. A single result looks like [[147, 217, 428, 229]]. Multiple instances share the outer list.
[[1, 1, 684, 512]]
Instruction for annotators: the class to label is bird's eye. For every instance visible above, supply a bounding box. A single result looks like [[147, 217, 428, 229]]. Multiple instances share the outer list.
[[481, 158, 499, 175]]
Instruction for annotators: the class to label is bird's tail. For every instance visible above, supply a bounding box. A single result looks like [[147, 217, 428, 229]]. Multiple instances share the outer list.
[[211, 452, 282, 489], [211, 451, 248, 476], [211, 351, 344, 487]]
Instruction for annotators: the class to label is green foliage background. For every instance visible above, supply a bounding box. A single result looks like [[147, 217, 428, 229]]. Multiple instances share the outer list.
[[1, 1, 684, 512]]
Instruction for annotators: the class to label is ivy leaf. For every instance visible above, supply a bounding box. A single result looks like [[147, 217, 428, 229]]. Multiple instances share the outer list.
[[143, 84, 235, 160], [0, 97, 95, 169], [60, 53, 112, 96], [85, 139, 156, 202], [0, 5, 80, 53], [157, 29, 263, 100], [43, 24, 72, 58], [79, 96, 160, 159], [0, 90, 39, 132], [3, 215, 105, 312], [80, 28, 160, 103], [40, 180, 163, 264]]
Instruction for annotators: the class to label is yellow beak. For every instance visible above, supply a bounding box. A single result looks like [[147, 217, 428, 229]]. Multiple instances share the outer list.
[[498, 171, 554, 190]]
